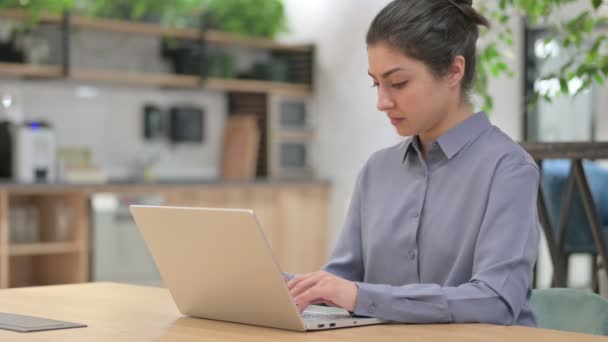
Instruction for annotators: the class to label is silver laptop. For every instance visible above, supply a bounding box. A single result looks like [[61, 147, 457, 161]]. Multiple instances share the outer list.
[[130, 205, 384, 331]]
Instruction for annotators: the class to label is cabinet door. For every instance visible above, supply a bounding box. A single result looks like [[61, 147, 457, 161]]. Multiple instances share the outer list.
[[275, 186, 328, 274], [162, 186, 328, 274], [268, 94, 315, 180]]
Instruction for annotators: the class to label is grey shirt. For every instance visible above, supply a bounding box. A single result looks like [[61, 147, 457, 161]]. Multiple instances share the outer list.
[[323, 112, 540, 326]]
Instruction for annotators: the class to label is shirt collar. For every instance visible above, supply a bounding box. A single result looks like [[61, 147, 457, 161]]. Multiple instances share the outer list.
[[402, 112, 491, 163]]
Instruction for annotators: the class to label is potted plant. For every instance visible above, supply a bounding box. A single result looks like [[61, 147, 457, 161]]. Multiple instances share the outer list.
[[0, 0, 72, 63], [75, 0, 203, 28], [201, 0, 288, 39], [0, 0, 74, 23]]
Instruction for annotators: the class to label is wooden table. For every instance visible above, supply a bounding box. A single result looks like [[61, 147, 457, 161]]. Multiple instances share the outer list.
[[521, 142, 608, 288], [0, 282, 604, 341]]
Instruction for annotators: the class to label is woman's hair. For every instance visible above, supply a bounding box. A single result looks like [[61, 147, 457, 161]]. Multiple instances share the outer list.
[[367, 0, 490, 99]]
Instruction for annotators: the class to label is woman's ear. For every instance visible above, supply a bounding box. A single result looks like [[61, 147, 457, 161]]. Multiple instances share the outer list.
[[447, 55, 466, 88]]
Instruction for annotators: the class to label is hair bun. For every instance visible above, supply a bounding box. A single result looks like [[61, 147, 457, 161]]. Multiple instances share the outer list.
[[447, 0, 490, 28]]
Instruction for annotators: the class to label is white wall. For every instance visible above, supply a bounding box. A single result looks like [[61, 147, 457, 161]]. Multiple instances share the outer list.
[[282, 0, 397, 246], [282, 0, 525, 248], [597, 87, 608, 140], [1, 81, 226, 180]]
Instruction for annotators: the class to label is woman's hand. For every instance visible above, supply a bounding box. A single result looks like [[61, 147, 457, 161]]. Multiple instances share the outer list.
[[287, 271, 358, 313]]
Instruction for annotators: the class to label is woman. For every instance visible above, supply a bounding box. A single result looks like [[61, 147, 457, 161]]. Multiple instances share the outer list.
[[287, 0, 540, 326]]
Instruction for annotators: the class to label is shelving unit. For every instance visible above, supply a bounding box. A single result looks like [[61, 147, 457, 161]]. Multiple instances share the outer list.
[[267, 93, 316, 180], [9, 242, 83, 256], [0, 8, 61, 24], [0, 190, 89, 288], [71, 68, 202, 88], [70, 15, 202, 39], [0, 9, 314, 95], [0, 183, 328, 288], [205, 78, 311, 96], [0, 8, 316, 178], [0, 62, 63, 78]]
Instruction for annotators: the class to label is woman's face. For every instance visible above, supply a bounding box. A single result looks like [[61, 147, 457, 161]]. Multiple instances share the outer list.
[[367, 43, 455, 137]]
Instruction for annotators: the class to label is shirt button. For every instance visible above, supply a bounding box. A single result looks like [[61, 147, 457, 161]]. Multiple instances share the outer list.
[[412, 211, 419, 218], [368, 304, 376, 314], [409, 251, 417, 260]]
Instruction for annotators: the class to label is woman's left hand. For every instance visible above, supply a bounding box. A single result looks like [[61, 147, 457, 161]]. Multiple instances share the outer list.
[[287, 271, 358, 313]]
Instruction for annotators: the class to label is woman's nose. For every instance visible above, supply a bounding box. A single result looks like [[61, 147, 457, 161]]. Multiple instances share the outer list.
[[377, 89, 395, 112]]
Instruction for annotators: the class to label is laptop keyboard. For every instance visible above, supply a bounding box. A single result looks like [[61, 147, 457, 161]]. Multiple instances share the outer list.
[[301, 312, 352, 321], [301, 306, 353, 321]]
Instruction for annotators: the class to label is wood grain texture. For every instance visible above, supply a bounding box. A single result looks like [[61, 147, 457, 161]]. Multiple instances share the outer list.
[[0, 191, 8, 288], [206, 78, 312, 96], [0, 63, 63, 78], [0, 283, 605, 341], [71, 69, 201, 88]]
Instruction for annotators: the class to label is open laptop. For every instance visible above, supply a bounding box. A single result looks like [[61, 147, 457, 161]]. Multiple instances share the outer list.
[[129, 205, 384, 331]]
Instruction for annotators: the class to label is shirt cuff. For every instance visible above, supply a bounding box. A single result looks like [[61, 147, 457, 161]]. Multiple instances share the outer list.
[[353, 282, 386, 318]]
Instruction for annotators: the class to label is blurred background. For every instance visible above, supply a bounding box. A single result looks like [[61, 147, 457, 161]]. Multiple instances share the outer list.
[[0, 0, 606, 302]]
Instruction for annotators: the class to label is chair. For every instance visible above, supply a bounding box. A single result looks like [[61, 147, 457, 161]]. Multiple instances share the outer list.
[[541, 159, 608, 286], [532, 288, 608, 335]]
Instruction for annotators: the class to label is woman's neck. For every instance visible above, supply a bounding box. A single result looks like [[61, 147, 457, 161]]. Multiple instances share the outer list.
[[418, 103, 475, 160]]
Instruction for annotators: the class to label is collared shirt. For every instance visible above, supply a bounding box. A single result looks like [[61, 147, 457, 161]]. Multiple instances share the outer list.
[[323, 112, 540, 326]]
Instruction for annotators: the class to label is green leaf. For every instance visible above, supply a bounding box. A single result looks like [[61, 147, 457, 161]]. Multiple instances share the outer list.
[[592, 0, 603, 10], [559, 78, 569, 94], [594, 72, 605, 84], [499, 0, 508, 10], [131, 1, 147, 19]]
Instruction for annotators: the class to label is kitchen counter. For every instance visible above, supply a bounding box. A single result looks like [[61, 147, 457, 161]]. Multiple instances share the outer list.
[[0, 179, 330, 195], [0, 180, 330, 288]]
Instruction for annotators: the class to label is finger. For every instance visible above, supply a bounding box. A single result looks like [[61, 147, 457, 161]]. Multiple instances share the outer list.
[[295, 295, 312, 314], [290, 273, 326, 298], [310, 299, 338, 307], [294, 287, 326, 313], [288, 271, 321, 290], [287, 273, 311, 290]]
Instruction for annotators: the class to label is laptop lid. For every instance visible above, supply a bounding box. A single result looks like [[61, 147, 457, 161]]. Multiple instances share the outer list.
[[130, 205, 306, 331]]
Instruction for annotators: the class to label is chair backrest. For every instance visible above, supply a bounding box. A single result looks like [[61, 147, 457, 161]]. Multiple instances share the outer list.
[[541, 159, 608, 253], [532, 288, 608, 336]]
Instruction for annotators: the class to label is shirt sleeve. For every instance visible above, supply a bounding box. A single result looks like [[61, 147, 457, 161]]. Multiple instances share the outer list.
[[321, 165, 367, 282], [352, 159, 541, 325]]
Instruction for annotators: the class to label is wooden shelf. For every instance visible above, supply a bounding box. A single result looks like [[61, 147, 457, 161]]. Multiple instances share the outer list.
[[0, 64, 310, 93], [0, 9, 313, 53], [71, 68, 201, 88], [0, 62, 63, 78], [278, 129, 315, 142], [205, 30, 313, 52], [0, 9, 313, 93], [71, 16, 202, 40], [0, 8, 62, 24], [206, 78, 311, 96], [0, 63, 311, 96], [9, 242, 84, 256]]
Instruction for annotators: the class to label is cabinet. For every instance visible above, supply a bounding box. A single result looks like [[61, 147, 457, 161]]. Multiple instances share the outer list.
[[0, 189, 88, 288], [268, 94, 316, 179], [0, 182, 329, 288]]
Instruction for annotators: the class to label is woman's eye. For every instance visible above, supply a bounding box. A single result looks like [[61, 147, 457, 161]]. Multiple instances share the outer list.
[[392, 81, 408, 89], [371, 83, 379, 88]]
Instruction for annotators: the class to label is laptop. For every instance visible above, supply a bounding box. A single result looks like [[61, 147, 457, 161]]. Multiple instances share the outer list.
[[130, 205, 385, 331]]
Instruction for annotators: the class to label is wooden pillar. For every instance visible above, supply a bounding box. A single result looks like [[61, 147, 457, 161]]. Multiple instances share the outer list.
[[0, 191, 9, 288]]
